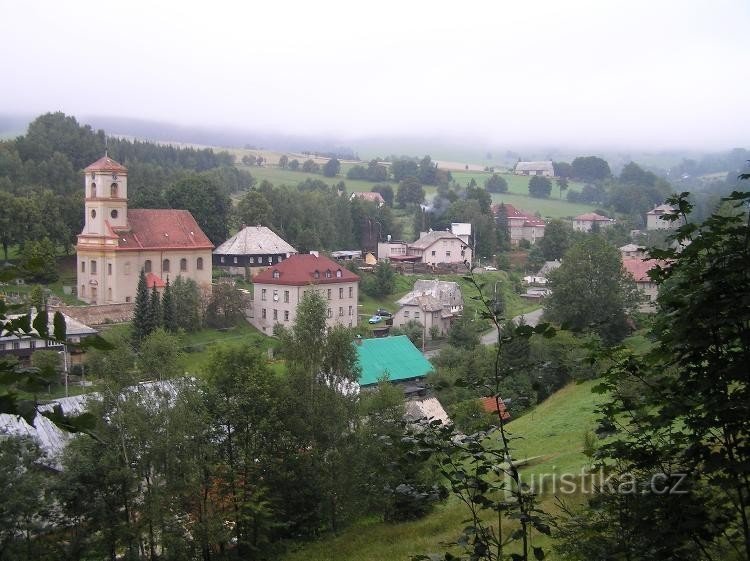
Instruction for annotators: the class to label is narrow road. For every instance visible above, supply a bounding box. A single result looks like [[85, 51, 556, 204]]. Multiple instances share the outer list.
[[422, 307, 544, 359]]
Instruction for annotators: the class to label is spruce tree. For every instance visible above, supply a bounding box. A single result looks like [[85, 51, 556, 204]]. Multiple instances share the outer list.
[[161, 279, 177, 332], [148, 284, 162, 332], [132, 269, 151, 349]]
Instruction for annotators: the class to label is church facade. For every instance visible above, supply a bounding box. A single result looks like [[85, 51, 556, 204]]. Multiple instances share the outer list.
[[76, 156, 213, 305]]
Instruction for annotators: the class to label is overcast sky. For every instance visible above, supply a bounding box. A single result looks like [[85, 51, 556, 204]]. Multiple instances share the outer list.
[[1, 0, 748, 150]]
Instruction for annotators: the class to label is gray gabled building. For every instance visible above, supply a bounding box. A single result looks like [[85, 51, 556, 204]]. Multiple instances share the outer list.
[[213, 225, 297, 276]]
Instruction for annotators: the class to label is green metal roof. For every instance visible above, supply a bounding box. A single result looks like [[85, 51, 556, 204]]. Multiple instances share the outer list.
[[355, 335, 434, 386]]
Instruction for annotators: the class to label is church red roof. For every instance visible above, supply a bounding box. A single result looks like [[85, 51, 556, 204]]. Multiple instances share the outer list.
[[113, 209, 213, 251], [84, 156, 128, 174], [253, 253, 360, 285]]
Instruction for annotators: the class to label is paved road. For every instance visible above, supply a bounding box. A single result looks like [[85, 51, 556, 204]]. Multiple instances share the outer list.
[[479, 308, 544, 346], [422, 307, 544, 359]]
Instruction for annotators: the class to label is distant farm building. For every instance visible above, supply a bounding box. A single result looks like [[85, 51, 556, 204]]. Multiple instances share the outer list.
[[514, 161, 554, 177], [492, 203, 546, 246], [646, 204, 679, 230], [377, 230, 472, 267], [393, 279, 464, 339], [572, 213, 615, 232]]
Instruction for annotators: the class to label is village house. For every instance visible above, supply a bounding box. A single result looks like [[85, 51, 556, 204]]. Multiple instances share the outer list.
[[619, 243, 647, 259], [350, 191, 385, 207], [622, 257, 666, 305], [492, 203, 546, 246], [213, 225, 297, 277], [450, 222, 472, 246], [513, 160, 555, 177], [355, 335, 434, 387], [392, 279, 463, 338], [646, 204, 679, 230], [377, 230, 472, 266], [572, 212, 615, 232], [76, 156, 213, 305], [250, 252, 359, 333]]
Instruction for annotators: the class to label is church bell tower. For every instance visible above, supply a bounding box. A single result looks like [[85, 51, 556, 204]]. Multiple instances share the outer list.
[[83, 155, 129, 236]]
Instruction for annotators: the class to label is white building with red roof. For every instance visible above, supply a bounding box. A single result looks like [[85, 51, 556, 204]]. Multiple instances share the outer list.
[[622, 257, 667, 304], [572, 212, 615, 232], [76, 156, 213, 305], [491, 203, 546, 246], [350, 191, 385, 206], [250, 252, 360, 334]]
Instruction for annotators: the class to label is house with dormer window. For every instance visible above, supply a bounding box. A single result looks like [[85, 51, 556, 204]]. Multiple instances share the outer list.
[[249, 252, 360, 333]]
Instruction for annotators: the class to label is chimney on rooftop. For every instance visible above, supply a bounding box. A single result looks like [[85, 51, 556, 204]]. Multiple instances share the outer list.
[[310, 251, 319, 257]]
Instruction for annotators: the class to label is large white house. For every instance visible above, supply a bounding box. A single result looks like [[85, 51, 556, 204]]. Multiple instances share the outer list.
[[646, 204, 678, 230], [250, 252, 360, 333], [76, 156, 213, 305]]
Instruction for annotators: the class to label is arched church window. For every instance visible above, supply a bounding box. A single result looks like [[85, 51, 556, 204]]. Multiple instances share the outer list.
[[144, 260, 152, 273], [180, 258, 187, 272], [197, 257, 204, 270], [91, 183, 97, 198], [163, 259, 170, 272], [111, 209, 118, 219], [111, 183, 118, 197]]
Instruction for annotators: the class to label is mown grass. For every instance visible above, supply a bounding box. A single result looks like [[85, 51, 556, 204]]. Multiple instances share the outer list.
[[281, 380, 601, 561]]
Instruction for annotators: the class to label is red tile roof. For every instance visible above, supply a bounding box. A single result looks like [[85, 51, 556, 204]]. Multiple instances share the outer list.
[[574, 212, 613, 222], [352, 192, 385, 204], [253, 253, 360, 285], [622, 258, 667, 282], [491, 203, 546, 227], [145, 272, 166, 288], [479, 396, 511, 420], [84, 156, 128, 174], [113, 209, 213, 251]]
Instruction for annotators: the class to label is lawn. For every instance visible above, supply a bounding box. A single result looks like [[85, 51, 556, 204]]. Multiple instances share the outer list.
[[281, 380, 601, 561], [239, 165, 384, 194]]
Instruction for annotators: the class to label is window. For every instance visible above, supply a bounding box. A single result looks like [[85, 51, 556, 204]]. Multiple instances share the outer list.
[[12, 341, 19, 350], [327, 289, 331, 300], [327, 308, 332, 318], [348, 306, 352, 316], [180, 258, 187, 272], [273, 309, 278, 320], [108, 288, 112, 300], [197, 257, 203, 270], [144, 260, 152, 273], [446, 251, 451, 257], [233, 256, 238, 264], [81, 261, 85, 273], [29, 340, 36, 349], [339, 287, 343, 298], [273, 289, 279, 301], [249, 257, 255, 264], [349, 287, 353, 298], [91, 183, 97, 198], [261, 289, 267, 301], [314, 271, 320, 279], [404, 310, 410, 318], [262, 309, 267, 319], [415, 312, 420, 319], [273, 270, 280, 279], [91, 209, 96, 219], [339, 307, 343, 316], [91, 287, 97, 301], [431, 250, 436, 256], [90, 260, 97, 274], [163, 259, 170, 272], [325, 270, 332, 278], [284, 310, 289, 321], [80, 285, 85, 296], [284, 290, 289, 303], [108, 263, 112, 275], [125, 296, 131, 303], [111, 183, 118, 197], [111, 209, 118, 219], [336, 270, 342, 278]]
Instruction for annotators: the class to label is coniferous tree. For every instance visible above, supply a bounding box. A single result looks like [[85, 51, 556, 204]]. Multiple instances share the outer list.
[[161, 279, 177, 332], [148, 284, 162, 332], [132, 269, 151, 349]]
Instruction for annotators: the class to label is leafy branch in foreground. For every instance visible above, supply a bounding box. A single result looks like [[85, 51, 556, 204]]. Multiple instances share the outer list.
[[414, 265, 555, 561]]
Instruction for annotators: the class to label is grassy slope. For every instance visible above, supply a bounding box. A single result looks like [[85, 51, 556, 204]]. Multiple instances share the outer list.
[[281, 380, 601, 561]]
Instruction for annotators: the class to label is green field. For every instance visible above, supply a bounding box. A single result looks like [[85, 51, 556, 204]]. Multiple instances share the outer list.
[[239, 165, 384, 194], [281, 380, 601, 561]]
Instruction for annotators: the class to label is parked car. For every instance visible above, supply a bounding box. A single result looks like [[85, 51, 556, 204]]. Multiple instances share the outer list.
[[376, 308, 393, 317], [368, 315, 383, 324], [484, 265, 498, 271]]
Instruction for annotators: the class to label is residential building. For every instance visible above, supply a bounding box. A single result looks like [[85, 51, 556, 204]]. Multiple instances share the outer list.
[[407, 230, 472, 266], [572, 212, 615, 232], [213, 225, 297, 276], [250, 252, 359, 333], [646, 204, 679, 230], [393, 279, 463, 338], [537, 259, 562, 277], [450, 222, 472, 245], [492, 203, 546, 246], [513, 160, 554, 177], [377, 239, 410, 261], [76, 156, 213, 305], [622, 257, 667, 304], [355, 335, 434, 387], [619, 243, 646, 259], [350, 191, 385, 206], [0, 311, 97, 365], [404, 397, 451, 426]]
